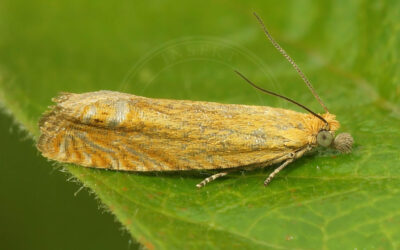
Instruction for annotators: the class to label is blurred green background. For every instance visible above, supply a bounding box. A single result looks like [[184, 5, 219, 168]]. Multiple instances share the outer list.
[[1, 0, 399, 249]]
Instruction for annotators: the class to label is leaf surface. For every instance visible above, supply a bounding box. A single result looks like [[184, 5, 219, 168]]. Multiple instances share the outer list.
[[1, 1, 399, 248]]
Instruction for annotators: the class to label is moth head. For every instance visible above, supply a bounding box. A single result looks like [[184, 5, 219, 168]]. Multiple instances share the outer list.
[[316, 130, 354, 153]]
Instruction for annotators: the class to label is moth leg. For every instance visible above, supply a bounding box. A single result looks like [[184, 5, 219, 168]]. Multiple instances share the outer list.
[[264, 154, 295, 186], [196, 172, 228, 188], [264, 145, 313, 186]]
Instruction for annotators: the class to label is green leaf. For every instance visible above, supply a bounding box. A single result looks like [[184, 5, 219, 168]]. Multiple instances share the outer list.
[[1, 0, 399, 249]]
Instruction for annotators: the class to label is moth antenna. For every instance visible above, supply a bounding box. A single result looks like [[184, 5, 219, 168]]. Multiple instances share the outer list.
[[253, 12, 329, 113], [234, 70, 328, 125]]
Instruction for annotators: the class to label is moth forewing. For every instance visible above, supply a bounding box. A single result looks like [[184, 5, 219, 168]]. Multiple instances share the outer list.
[[37, 91, 339, 171]]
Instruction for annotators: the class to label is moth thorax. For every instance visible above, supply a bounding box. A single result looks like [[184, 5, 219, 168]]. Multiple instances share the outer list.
[[333, 133, 354, 153]]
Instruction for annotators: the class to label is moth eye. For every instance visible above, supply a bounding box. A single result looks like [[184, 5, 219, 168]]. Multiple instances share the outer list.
[[317, 130, 333, 147]]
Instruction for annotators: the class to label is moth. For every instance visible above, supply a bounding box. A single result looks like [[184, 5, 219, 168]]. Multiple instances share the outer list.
[[37, 13, 354, 188]]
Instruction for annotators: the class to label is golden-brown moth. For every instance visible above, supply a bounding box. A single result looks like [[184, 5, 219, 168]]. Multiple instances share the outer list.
[[37, 13, 354, 188]]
